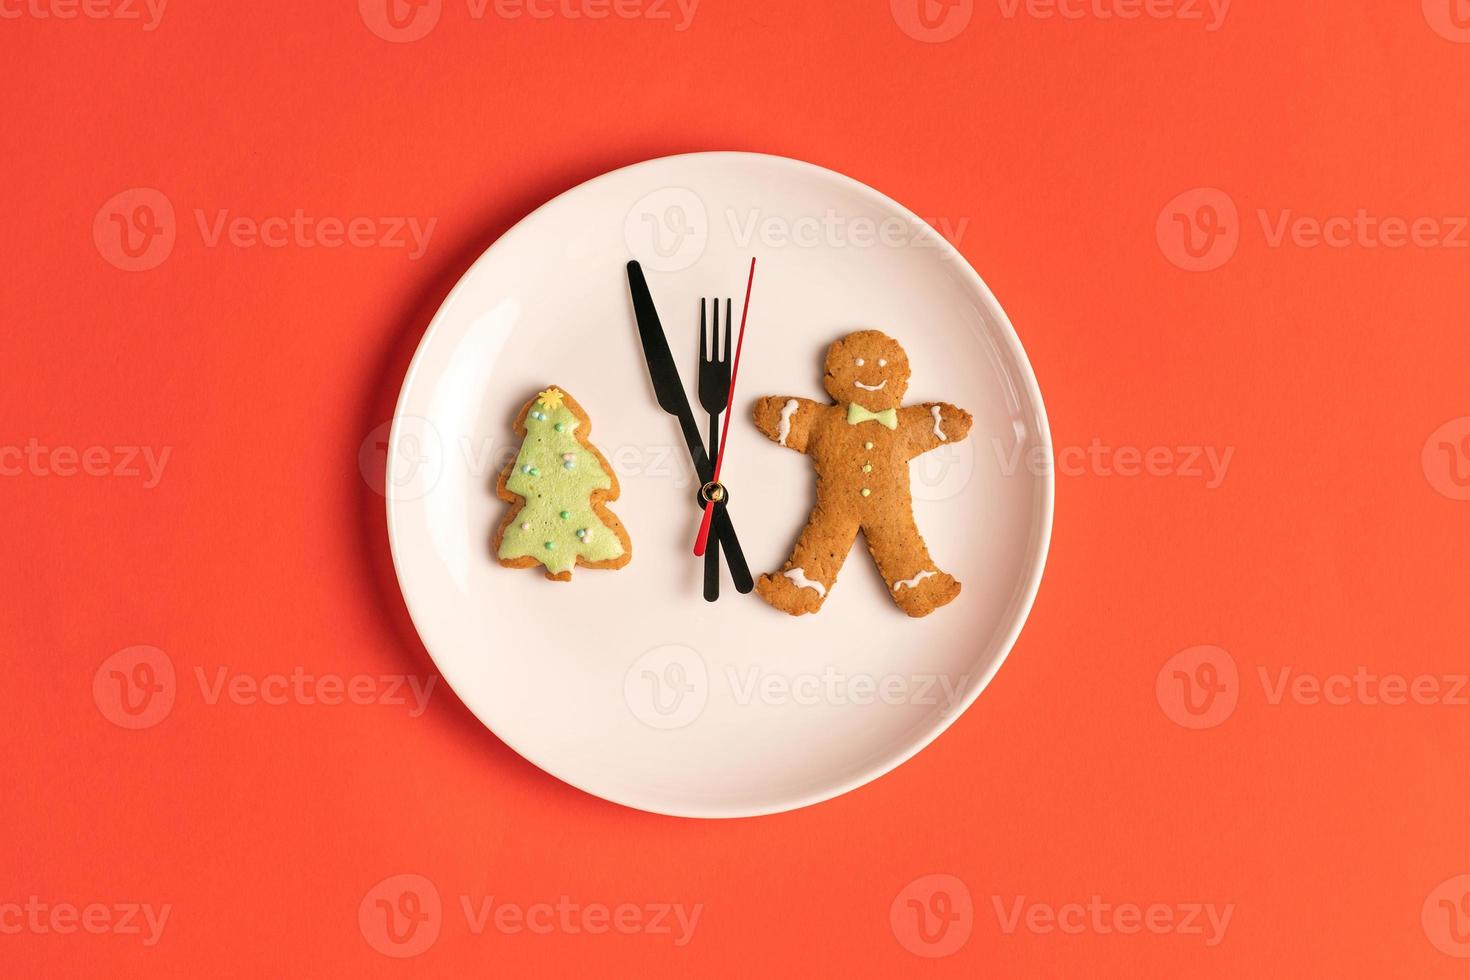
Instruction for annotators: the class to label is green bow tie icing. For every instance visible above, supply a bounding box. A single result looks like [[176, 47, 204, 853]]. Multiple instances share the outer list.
[[846, 403, 898, 429]]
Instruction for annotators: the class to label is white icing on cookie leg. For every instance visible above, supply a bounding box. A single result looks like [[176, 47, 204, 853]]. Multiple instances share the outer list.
[[783, 567, 827, 598], [930, 406, 947, 441], [776, 398, 799, 447], [893, 569, 935, 592]]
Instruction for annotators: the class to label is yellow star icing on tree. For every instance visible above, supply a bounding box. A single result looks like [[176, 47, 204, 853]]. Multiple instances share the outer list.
[[536, 387, 565, 411]]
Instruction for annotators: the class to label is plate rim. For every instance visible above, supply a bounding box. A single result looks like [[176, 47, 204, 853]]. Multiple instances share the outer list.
[[386, 150, 1055, 819]]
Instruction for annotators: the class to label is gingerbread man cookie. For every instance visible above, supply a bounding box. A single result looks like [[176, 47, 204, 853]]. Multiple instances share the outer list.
[[752, 331, 972, 617]]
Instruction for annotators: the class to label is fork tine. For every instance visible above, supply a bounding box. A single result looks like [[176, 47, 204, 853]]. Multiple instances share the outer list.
[[723, 298, 733, 363], [699, 299, 708, 363]]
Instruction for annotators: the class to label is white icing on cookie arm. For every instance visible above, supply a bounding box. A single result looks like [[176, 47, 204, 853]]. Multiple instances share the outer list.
[[784, 567, 827, 597], [901, 402, 973, 455], [754, 396, 819, 452], [892, 569, 935, 592], [776, 399, 799, 446]]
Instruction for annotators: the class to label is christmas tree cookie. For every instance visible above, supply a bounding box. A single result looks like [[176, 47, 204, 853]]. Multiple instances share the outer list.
[[494, 386, 631, 581]]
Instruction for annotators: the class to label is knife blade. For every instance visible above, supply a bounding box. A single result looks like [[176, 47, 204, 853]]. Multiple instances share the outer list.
[[627, 261, 714, 478]]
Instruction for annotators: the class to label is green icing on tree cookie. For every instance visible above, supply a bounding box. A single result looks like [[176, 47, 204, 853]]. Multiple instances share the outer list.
[[498, 388, 625, 576]]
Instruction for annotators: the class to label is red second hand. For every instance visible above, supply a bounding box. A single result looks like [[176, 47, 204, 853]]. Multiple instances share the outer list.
[[693, 256, 756, 556]]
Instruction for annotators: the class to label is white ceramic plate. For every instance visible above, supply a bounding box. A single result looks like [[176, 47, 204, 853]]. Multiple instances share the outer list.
[[386, 152, 1051, 818]]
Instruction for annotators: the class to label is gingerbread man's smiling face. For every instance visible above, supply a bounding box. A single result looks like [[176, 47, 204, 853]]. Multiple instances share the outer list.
[[823, 330, 910, 409]]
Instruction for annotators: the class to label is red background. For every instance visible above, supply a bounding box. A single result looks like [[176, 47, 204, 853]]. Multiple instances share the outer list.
[[5, 0, 1470, 975]]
